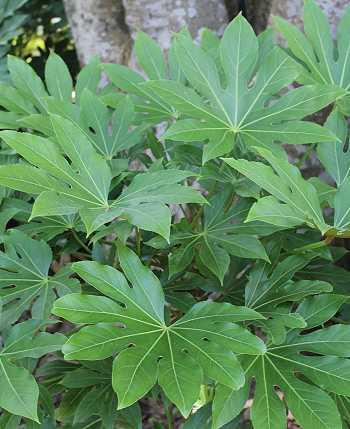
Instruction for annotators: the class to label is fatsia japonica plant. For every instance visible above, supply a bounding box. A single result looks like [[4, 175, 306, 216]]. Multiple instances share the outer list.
[[1, 1, 350, 428]]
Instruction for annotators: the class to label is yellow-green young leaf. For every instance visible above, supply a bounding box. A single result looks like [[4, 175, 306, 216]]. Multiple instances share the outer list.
[[53, 243, 265, 416]]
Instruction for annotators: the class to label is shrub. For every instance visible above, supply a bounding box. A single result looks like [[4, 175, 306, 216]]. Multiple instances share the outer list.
[[0, 1, 350, 428]]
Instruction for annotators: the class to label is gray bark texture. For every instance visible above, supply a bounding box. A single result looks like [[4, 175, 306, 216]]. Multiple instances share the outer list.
[[269, 0, 349, 34], [62, 0, 132, 66], [63, 0, 348, 68], [122, 0, 228, 49]]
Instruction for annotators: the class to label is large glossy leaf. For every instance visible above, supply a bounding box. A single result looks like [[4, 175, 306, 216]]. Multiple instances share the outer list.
[[53, 242, 265, 416], [244, 313, 350, 429], [144, 15, 342, 163]]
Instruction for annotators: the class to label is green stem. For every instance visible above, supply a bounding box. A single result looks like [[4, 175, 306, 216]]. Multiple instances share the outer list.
[[72, 229, 91, 253], [136, 228, 141, 256]]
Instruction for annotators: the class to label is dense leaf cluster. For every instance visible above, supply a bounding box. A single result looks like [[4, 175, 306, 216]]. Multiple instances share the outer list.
[[1, 1, 350, 428]]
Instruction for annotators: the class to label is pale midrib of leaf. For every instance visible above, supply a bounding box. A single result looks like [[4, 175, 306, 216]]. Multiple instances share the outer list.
[[174, 313, 252, 327], [250, 261, 307, 309], [67, 329, 162, 356], [0, 175, 55, 193], [12, 69, 47, 113], [238, 56, 290, 127], [253, 287, 325, 310], [335, 206, 350, 228], [268, 351, 350, 385], [339, 44, 350, 89], [16, 242, 47, 277], [205, 131, 230, 159], [90, 108, 109, 156], [2, 327, 39, 355], [270, 339, 350, 352], [242, 91, 338, 128], [119, 330, 166, 405], [282, 25, 328, 85], [303, 299, 344, 324], [261, 356, 274, 429], [120, 250, 164, 322], [212, 235, 264, 255], [266, 354, 330, 428], [18, 140, 104, 206], [1, 281, 43, 299], [1, 253, 45, 280], [166, 329, 186, 410], [53, 305, 158, 328], [180, 42, 234, 127], [58, 127, 108, 204], [174, 326, 253, 349], [114, 177, 182, 205], [171, 329, 239, 386], [206, 206, 248, 230], [246, 263, 268, 307], [234, 19, 242, 125], [78, 271, 161, 326], [309, 12, 335, 84], [0, 358, 35, 420], [148, 83, 229, 127], [203, 236, 222, 275]]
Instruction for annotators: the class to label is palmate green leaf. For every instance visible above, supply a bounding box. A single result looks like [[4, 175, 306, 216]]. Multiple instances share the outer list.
[[102, 31, 178, 124], [224, 148, 330, 234], [242, 250, 337, 344], [274, 0, 350, 114], [144, 15, 342, 163], [1, 54, 146, 160], [244, 314, 350, 429], [53, 242, 265, 417], [165, 192, 272, 284], [0, 320, 66, 421], [0, 229, 78, 328], [0, 117, 205, 238]]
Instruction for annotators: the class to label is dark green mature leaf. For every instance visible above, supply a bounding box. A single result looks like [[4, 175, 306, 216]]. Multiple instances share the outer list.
[[274, 0, 350, 114], [145, 15, 342, 163], [0, 229, 78, 328], [224, 148, 330, 234], [53, 242, 265, 416], [244, 316, 350, 429], [0, 320, 66, 421], [164, 193, 271, 284], [0, 118, 205, 238]]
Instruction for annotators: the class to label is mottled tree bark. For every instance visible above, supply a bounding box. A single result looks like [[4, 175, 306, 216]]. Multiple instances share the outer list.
[[122, 0, 229, 50], [270, 0, 349, 34], [62, 0, 132, 66]]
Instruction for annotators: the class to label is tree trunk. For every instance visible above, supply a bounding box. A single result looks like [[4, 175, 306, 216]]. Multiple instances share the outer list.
[[122, 0, 229, 50], [62, 0, 132, 66]]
